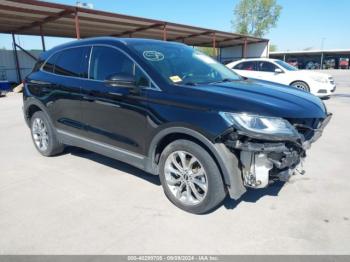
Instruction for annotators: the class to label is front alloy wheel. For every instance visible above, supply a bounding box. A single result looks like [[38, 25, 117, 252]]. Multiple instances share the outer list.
[[164, 151, 208, 205], [291, 81, 310, 92], [159, 139, 226, 214]]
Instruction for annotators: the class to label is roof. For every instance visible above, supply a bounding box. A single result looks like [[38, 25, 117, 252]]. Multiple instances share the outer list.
[[271, 49, 350, 55], [226, 57, 279, 65], [0, 0, 268, 48], [40, 37, 190, 58]]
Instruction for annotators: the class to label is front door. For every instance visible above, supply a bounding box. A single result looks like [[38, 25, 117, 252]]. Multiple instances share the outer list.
[[80, 46, 152, 155], [256, 61, 285, 84]]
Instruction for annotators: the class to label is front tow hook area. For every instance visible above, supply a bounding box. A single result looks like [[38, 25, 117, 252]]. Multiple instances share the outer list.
[[238, 144, 305, 188]]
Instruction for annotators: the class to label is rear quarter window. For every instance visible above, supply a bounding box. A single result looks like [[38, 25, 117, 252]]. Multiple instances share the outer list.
[[42, 53, 59, 73], [32, 59, 44, 72]]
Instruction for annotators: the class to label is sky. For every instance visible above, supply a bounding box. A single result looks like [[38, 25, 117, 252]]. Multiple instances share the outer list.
[[1, 0, 349, 51]]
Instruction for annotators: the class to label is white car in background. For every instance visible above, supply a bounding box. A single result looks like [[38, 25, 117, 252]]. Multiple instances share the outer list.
[[226, 58, 336, 97]]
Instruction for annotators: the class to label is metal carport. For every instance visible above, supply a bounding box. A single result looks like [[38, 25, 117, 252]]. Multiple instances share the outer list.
[[0, 0, 269, 82]]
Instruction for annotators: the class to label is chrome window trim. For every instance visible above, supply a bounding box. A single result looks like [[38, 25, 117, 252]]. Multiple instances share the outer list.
[[87, 45, 93, 80], [40, 43, 161, 92]]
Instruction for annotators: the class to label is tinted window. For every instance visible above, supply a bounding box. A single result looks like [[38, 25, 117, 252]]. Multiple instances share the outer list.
[[54, 48, 86, 77], [89, 46, 150, 87], [43, 53, 59, 73], [234, 61, 256, 71], [258, 61, 278, 72]]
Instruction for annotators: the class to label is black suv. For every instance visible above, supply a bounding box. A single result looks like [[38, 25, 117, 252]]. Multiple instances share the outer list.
[[23, 38, 331, 214]]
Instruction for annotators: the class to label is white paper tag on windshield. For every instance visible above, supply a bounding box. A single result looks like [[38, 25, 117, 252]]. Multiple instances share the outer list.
[[169, 75, 182, 83]]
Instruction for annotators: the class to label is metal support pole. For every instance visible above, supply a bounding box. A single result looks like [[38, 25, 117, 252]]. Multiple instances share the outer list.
[[283, 54, 286, 61], [74, 8, 80, 39], [212, 32, 217, 58], [266, 40, 270, 57], [14, 43, 37, 61], [40, 25, 46, 51], [320, 52, 324, 70], [163, 23, 167, 41], [243, 38, 248, 58], [11, 33, 21, 83]]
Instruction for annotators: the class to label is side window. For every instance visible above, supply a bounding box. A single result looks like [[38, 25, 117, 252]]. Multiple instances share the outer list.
[[42, 53, 59, 73], [258, 62, 278, 72], [54, 48, 86, 77], [234, 61, 256, 71], [89, 46, 150, 87]]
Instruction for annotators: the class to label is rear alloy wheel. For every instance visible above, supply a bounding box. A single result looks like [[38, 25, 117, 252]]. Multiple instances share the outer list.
[[159, 140, 226, 214], [32, 117, 49, 152], [291, 81, 310, 92], [30, 111, 64, 156]]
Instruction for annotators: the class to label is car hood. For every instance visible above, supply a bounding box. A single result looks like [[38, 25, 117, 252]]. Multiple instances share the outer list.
[[182, 79, 327, 119]]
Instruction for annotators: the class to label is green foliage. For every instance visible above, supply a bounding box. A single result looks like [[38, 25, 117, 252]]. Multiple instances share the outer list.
[[195, 47, 218, 57], [269, 44, 277, 52], [232, 0, 282, 38]]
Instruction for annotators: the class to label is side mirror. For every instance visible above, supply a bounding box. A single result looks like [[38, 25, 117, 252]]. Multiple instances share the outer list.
[[105, 73, 137, 88], [275, 68, 283, 74]]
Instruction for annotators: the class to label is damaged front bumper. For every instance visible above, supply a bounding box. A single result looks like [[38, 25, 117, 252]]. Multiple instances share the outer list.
[[221, 113, 332, 189]]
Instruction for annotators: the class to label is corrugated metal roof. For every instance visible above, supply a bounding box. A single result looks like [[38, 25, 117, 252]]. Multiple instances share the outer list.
[[271, 49, 350, 55], [0, 0, 268, 47]]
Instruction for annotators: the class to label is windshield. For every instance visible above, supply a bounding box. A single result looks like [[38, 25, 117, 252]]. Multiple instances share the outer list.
[[275, 60, 298, 71], [130, 42, 241, 85]]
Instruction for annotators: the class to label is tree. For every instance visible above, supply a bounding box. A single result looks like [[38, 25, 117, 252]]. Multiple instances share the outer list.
[[269, 44, 277, 52], [232, 0, 282, 38], [195, 47, 218, 57]]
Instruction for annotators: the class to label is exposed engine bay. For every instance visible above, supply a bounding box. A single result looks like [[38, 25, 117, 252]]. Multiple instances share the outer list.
[[221, 114, 332, 189]]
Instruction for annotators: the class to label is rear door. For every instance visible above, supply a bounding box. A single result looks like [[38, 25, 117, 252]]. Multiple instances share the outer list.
[[232, 61, 258, 78], [50, 47, 90, 135], [33, 46, 90, 135]]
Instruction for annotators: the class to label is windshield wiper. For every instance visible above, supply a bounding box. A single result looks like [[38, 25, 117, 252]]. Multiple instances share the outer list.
[[208, 78, 237, 85], [183, 82, 198, 86]]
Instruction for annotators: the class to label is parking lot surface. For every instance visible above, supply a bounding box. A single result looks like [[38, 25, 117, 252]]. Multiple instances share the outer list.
[[1, 71, 350, 254]]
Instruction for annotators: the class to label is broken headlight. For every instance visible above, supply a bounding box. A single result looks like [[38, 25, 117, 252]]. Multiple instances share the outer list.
[[220, 112, 301, 141]]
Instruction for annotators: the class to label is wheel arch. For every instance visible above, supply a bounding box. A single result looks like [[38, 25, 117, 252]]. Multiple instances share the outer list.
[[23, 98, 53, 127], [147, 127, 246, 200], [290, 80, 310, 87]]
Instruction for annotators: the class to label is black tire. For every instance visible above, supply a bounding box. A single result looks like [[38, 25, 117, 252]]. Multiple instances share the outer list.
[[159, 139, 226, 214], [30, 111, 64, 156], [290, 81, 310, 92]]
